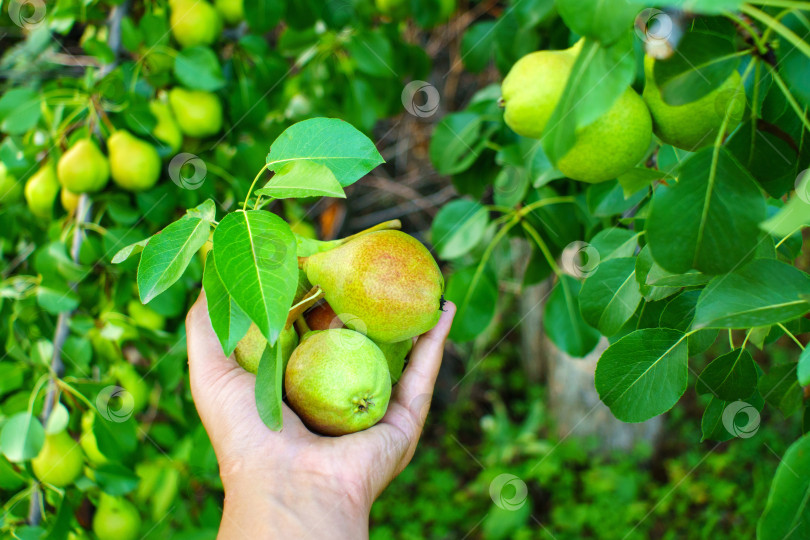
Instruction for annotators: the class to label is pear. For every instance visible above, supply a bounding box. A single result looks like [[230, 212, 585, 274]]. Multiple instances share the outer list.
[[149, 100, 183, 153], [303, 230, 444, 343], [79, 411, 108, 465], [31, 430, 84, 487], [501, 42, 581, 139], [0, 162, 23, 204], [92, 493, 141, 540], [285, 329, 392, 436], [502, 46, 651, 183], [555, 88, 652, 183], [57, 139, 110, 193], [111, 362, 150, 414], [108, 131, 161, 191], [643, 56, 744, 150], [24, 162, 60, 219], [169, 0, 222, 48], [168, 88, 223, 138], [234, 323, 298, 374], [128, 299, 165, 331], [215, 0, 244, 25], [61, 188, 81, 212], [305, 301, 343, 331], [376, 339, 412, 383]]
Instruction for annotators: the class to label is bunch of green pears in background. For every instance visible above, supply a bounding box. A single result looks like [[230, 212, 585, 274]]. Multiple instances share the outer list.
[[224, 222, 443, 436]]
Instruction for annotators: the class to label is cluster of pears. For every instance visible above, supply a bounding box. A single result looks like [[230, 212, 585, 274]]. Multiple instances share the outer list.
[[233, 225, 444, 436], [501, 41, 744, 182]]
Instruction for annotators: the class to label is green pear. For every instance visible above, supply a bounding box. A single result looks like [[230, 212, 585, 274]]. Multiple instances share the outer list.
[[285, 329, 392, 435], [60, 188, 80, 213], [128, 299, 165, 331], [92, 493, 141, 540], [168, 88, 223, 138], [502, 46, 651, 183], [555, 88, 652, 183], [57, 139, 110, 193], [376, 0, 410, 18], [0, 162, 23, 204], [111, 362, 150, 414], [24, 162, 60, 218], [79, 411, 108, 465], [108, 130, 161, 191], [31, 430, 84, 487], [234, 323, 298, 374], [149, 100, 183, 153], [376, 339, 412, 383], [169, 0, 222, 48], [303, 230, 444, 343], [643, 56, 744, 150], [501, 42, 582, 139], [215, 0, 244, 25]]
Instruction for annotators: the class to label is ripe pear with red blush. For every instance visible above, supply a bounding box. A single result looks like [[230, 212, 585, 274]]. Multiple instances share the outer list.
[[302, 230, 444, 343]]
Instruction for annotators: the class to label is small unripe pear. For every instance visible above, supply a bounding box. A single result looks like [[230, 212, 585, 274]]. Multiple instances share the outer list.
[[643, 55, 744, 150], [285, 329, 392, 436], [60, 188, 81, 212], [215, 0, 244, 25], [303, 230, 444, 343], [57, 139, 110, 193], [149, 100, 183, 153], [168, 88, 223, 138], [79, 411, 108, 465], [108, 130, 161, 191], [0, 162, 23, 204], [376, 339, 412, 383], [169, 0, 222, 48], [93, 493, 141, 540], [24, 162, 60, 218], [234, 323, 298, 374], [32, 430, 84, 487]]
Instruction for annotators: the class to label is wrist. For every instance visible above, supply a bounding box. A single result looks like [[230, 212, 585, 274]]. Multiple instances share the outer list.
[[219, 466, 370, 539]]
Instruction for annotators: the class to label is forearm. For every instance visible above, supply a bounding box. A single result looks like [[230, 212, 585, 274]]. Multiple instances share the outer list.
[[218, 475, 370, 539]]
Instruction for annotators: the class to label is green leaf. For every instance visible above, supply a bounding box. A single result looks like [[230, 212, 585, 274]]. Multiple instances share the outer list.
[[255, 341, 283, 430], [693, 259, 810, 329], [203, 252, 252, 356], [544, 276, 601, 357], [589, 228, 638, 262], [727, 121, 797, 198], [798, 348, 810, 387], [461, 21, 496, 72], [616, 168, 663, 198], [112, 238, 150, 264], [345, 30, 395, 78], [696, 349, 758, 401], [244, 0, 283, 33], [579, 258, 642, 336], [0, 87, 41, 135], [761, 197, 810, 238], [758, 433, 810, 539], [266, 118, 384, 187], [212, 211, 297, 345], [700, 393, 764, 442], [653, 31, 739, 105], [647, 148, 766, 275], [431, 200, 489, 260], [429, 112, 494, 176], [255, 161, 345, 200], [759, 363, 803, 418], [635, 245, 680, 302], [542, 36, 636, 163], [0, 413, 45, 462], [556, 0, 637, 45], [595, 328, 688, 422], [185, 199, 217, 221], [37, 284, 79, 315], [445, 265, 498, 343], [173, 46, 225, 91], [138, 218, 211, 303], [586, 180, 647, 217], [94, 463, 140, 496]]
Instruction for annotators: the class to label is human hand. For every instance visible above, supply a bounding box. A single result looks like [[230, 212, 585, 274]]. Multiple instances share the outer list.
[[185, 292, 456, 539]]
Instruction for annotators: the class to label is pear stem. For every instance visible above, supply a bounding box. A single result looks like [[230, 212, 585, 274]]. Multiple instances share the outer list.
[[286, 286, 322, 329]]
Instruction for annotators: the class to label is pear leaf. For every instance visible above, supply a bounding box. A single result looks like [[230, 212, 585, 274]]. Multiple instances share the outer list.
[[255, 341, 283, 431], [0, 412, 44, 463], [256, 161, 346, 199], [758, 433, 810, 539], [112, 238, 150, 264], [138, 217, 211, 303], [212, 211, 297, 345], [266, 118, 384, 187], [203, 252, 252, 356]]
